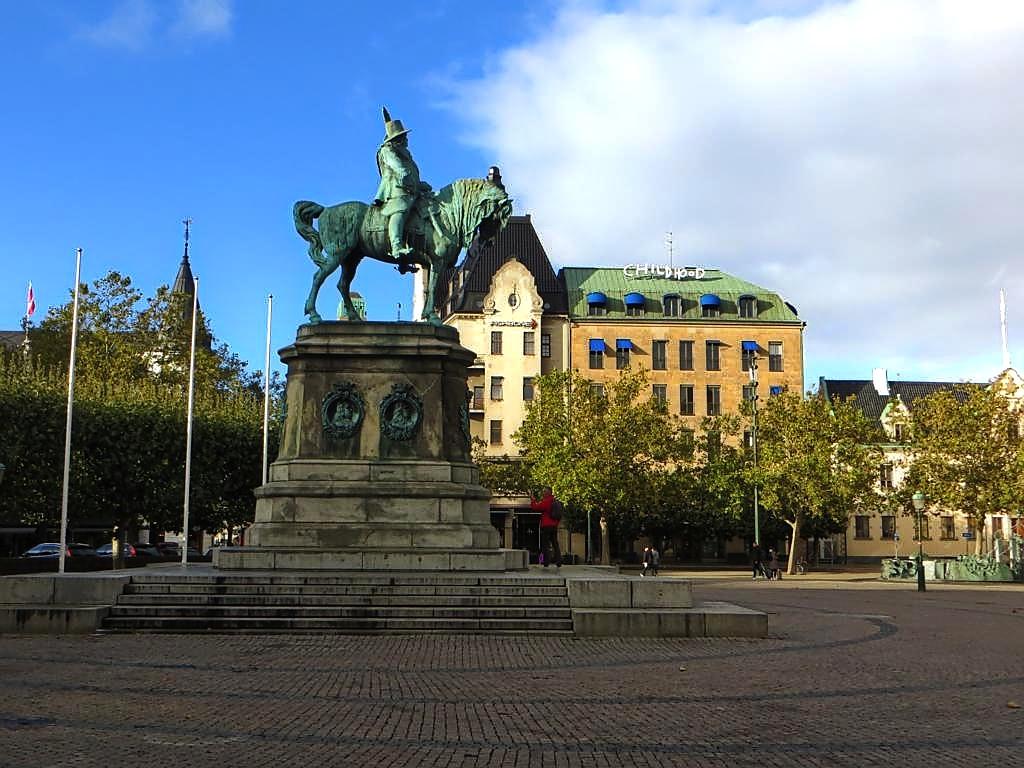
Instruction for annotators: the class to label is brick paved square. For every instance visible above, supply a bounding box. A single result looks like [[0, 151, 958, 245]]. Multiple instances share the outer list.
[[1, 576, 1022, 767]]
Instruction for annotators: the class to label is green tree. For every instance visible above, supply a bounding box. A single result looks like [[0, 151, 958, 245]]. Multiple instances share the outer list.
[[904, 384, 1021, 555], [753, 392, 882, 574], [512, 367, 684, 551]]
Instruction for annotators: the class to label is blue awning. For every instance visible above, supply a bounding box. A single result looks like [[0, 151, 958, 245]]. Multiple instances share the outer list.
[[586, 292, 607, 305], [769, 386, 784, 396], [700, 293, 721, 307], [624, 292, 646, 306], [741, 340, 758, 352], [588, 339, 606, 352], [616, 339, 633, 350]]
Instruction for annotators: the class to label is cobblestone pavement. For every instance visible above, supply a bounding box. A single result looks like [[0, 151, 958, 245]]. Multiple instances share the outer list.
[[1, 577, 1022, 768]]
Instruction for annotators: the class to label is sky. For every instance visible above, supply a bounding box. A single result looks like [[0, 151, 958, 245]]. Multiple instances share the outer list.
[[1, 0, 1022, 387]]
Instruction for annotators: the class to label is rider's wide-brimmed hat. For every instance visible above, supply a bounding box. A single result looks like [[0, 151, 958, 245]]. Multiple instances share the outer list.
[[381, 106, 410, 143]]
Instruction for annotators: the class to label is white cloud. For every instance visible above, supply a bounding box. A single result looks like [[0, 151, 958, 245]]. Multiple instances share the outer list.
[[450, 0, 1024, 382], [173, 0, 233, 39], [78, 0, 158, 50], [78, 0, 233, 49]]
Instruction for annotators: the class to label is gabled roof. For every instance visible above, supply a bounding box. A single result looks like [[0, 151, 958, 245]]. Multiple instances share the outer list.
[[561, 267, 801, 322], [819, 378, 975, 421], [438, 215, 567, 316]]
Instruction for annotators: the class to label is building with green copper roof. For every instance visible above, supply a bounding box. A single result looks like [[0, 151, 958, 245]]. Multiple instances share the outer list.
[[561, 266, 801, 324]]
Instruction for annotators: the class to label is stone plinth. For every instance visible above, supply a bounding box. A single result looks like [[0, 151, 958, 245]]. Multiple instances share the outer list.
[[218, 322, 524, 572]]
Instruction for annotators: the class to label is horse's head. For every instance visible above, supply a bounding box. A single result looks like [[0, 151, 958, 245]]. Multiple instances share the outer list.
[[464, 181, 513, 251]]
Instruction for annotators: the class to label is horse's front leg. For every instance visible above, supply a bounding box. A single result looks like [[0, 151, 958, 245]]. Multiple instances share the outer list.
[[422, 258, 444, 327]]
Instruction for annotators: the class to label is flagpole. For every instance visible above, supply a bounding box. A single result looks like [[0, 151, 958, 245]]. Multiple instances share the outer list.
[[181, 277, 200, 567], [58, 249, 83, 575], [262, 294, 273, 486]]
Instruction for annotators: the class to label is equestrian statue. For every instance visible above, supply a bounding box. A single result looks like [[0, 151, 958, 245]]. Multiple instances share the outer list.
[[294, 107, 513, 326]]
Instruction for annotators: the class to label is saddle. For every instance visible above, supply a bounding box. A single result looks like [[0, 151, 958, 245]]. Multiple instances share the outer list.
[[365, 192, 441, 257]]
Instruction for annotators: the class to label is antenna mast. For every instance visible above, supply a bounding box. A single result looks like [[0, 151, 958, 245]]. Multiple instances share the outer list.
[[1000, 288, 1011, 369], [182, 217, 193, 263]]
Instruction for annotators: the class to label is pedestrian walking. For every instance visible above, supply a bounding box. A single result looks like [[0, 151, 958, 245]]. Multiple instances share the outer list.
[[751, 544, 763, 580], [641, 546, 653, 577], [650, 545, 660, 577], [768, 549, 781, 580], [531, 486, 563, 568]]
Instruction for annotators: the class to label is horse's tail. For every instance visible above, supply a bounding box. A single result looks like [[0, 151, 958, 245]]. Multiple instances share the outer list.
[[293, 200, 325, 263]]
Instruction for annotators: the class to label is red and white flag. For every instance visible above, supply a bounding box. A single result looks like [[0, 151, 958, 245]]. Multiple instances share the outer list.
[[26, 282, 36, 319]]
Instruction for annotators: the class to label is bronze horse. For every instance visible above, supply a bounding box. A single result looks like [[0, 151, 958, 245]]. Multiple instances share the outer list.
[[294, 178, 512, 325]]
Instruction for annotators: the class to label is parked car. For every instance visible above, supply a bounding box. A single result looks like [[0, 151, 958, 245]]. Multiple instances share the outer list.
[[155, 542, 180, 556], [95, 542, 138, 558], [21, 542, 96, 558], [131, 543, 163, 559]]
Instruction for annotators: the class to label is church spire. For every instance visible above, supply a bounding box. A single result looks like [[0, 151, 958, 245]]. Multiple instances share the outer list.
[[172, 217, 196, 298]]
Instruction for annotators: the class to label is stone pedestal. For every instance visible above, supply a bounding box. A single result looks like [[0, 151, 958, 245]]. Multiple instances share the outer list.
[[216, 322, 526, 572]]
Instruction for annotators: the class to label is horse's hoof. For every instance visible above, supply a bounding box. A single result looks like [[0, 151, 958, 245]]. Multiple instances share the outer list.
[[307, 313, 322, 325], [427, 315, 443, 327]]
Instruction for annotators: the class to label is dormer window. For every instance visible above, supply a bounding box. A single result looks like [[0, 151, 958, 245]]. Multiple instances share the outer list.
[[700, 294, 720, 318], [663, 293, 681, 317], [738, 294, 757, 318], [587, 291, 607, 316], [624, 292, 645, 317]]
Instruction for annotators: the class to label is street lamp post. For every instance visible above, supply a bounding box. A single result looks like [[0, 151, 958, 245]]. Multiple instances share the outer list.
[[911, 491, 926, 592], [749, 355, 760, 548]]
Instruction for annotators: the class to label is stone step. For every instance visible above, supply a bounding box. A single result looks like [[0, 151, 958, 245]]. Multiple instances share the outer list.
[[116, 593, 569, 607], [101, 616, 575, 633], [109, 605, 572, 619], [124, 589, 569, 602], [128, 573, 565, 587]]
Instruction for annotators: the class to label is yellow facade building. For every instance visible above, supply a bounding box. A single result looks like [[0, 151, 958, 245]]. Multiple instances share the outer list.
[[439, 215, 807, 562]]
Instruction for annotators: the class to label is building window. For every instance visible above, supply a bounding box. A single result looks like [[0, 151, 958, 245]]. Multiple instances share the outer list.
[[768, 341, 783, 372], [879, 463, 894, 490], [471, 385, 484, 410], [590, 383, 605, 397], [855, 515, 870, 539], [588, 302, 606, 316], [522, 377, 534, 402], [940, 516, 955, 540], [652, 384, 667, 410], [589, 347, 603, 369], [705, 341, 720, 371], [490, 376, 503, 401], [742, 384, 756, 402], [663, 295, 681, 316], [490, 331, 503, 355], [616, 346, 630, 370], [523, 331, 535, 356], [508, 293, 519, 308], [541, 334, 551, 358], [489, 420, 502, 445], [992, 515, 1005, 539], [893, 423, 905, 442], [679, 385, 694, 416], [881, 515, 896, 540], [701, 303, 720, 318], [706, 385, 721, 416], [626, 303, 645, 317], [1013, 517, 1024, 537], [652, 340, 667, 370], [915, 515, 930, 541], [679, 340, 693, 371], [739, 296, 757, 318], [741, 347, 757, 372]]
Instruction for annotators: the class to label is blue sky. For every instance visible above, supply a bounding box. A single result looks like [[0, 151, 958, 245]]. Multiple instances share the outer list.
[[2, 1, 1022, 386]]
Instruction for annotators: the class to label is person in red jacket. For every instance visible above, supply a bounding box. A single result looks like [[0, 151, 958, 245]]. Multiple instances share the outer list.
[[531, 486, 562, 568]]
